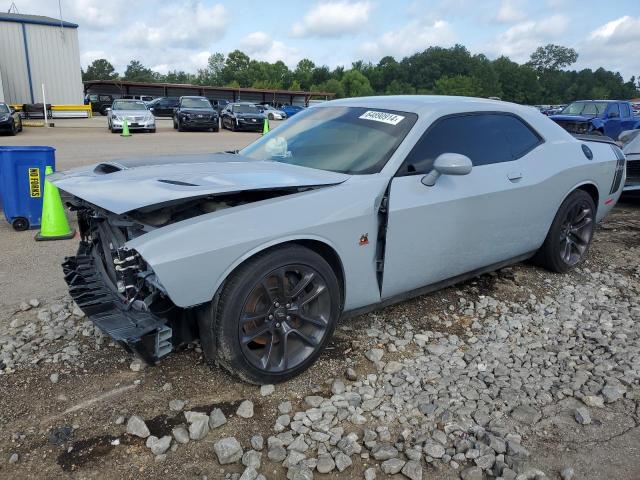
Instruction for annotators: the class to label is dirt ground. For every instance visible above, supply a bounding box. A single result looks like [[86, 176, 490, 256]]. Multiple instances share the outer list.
[[0, 122, 639, 479]]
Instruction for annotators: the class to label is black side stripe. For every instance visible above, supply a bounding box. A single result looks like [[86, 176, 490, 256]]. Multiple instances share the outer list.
[[609, 144, 626, 194]]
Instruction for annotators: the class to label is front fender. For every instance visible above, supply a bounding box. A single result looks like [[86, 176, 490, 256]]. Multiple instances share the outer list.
[[127, 177, 389, 309], [590, 118, 605, 131]]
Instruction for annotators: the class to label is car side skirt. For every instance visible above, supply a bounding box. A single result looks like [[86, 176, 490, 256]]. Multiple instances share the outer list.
[[341, 250, 536, 320]]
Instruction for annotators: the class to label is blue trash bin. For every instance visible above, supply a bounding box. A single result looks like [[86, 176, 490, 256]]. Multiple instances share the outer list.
[[0, 146, 56, 231]]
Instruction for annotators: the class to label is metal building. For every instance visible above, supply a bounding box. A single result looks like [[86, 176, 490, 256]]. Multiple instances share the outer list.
[[0, 12, 83, 105]]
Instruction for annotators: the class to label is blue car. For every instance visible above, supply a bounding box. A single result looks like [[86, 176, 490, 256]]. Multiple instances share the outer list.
[[550, 100, 640, 140], [280, 104, 305, 117]]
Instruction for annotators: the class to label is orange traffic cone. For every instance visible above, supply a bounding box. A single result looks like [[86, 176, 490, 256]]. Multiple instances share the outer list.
[[35, 166, 75, 241]]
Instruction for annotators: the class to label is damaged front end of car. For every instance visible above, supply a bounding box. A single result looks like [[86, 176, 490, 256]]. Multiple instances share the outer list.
[[62, 203, 187, 363]]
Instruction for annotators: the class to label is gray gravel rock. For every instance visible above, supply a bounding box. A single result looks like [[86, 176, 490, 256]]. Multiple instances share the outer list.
[[209, 408, 227, 429], [214, 437, 243, 464], [345, 367, 358, 381], [365, 348, 384, 363], [187, 413, 210, 440], [126, 415, 150, 438], [372, 444, 399, 460], [334, 451, 352, 472], [560, 466, 575, 480], [260, 384, 275, 396], [316, 453, 335, 473], [381, 458, 405, 474], [169, 399, 186, 412], [364, 467, 377, 480], [424, 443, 445, 459], [460, 466, 483, 480], [574, 407, 591, 425], [50, 373, 59, 384], [401, 460, 422, 480], [146, 435, 172, 455], [250, 434, 264, 451], [172, 426, 190, 444], [9, 453, 19, 464], [239, 467, 259, 480], [510, 405, 541, 425], [242, 450, 261, 469], [237, 400, 254, 418]]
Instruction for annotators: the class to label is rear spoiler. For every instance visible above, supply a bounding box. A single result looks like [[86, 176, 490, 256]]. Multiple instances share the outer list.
[[572, 134, 617, 145]]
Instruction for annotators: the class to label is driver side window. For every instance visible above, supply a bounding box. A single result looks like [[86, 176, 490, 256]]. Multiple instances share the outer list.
[[398, 113, 541, 175]]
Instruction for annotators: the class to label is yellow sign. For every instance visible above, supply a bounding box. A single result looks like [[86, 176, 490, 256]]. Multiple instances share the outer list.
[[28, 168, 41, 198]]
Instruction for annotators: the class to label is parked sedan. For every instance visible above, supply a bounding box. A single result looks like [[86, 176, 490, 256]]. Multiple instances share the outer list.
[[173, 96, 219, 132], [280, 104, 305, 117], [257, 104, 287, 120], [107, 99, 156, 133], [221, 102, 267, 131], [147, 97, 179, 117], [0, 102, 22, 135], [51, 96, 624, 384]]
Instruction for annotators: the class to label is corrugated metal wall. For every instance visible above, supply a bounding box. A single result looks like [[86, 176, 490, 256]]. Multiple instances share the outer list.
[[25, 24, 83, 104], [0, 21, 83, 104], [0, 21, 31, 104]]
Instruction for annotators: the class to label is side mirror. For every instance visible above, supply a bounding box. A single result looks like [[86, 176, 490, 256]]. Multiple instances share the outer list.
[[106, 107, 111, 113], [421, 153, 473, 186]]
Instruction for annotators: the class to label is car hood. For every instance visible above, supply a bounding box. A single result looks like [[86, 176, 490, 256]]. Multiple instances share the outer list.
[[49, 153, 349, 215], [550, 114, 596, 122], [112, 109, 152, 116], [180, 108, 216, 115]]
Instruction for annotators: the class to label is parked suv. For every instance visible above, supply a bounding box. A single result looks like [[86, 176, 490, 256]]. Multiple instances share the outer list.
[[173, 96, 219, 132], [148, 97, 180, 117], [84, 94, 115, 116]]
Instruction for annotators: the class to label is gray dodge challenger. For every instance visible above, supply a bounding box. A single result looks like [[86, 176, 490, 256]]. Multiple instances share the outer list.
[[51, 96, 626, 383]]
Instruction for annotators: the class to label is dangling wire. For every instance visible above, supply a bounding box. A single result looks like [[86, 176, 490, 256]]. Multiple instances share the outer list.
[[58, 0, 65, 40]]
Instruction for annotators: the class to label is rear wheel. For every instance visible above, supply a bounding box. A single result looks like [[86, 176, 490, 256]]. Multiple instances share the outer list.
[[12, 217, 29, 231], [533, 190, 595, 273], [17, 119, 23, 132], [199, 245, 341, 384]]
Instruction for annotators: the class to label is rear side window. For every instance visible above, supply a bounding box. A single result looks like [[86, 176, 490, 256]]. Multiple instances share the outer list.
[[620, 103, 631, 118], [400, 113, 542, 174], [608, 103, 620, 117]]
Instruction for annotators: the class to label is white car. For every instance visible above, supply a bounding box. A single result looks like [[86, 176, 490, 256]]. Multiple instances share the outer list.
[[107, 99, 156, 134], [259, 104, 287, 120]]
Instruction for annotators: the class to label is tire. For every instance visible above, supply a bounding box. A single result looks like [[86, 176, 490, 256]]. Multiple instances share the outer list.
[[173, 118, 178, 130], [12, 217, 29, 231], [199, 245, 341, 384], [178, 119, 185, 132], [17, 120, 23, 132], [268, 113, 274, 120], [591, 129, 603, 136], [149, 128, 156, 133], [533, 189, 596, 273], [10, 122, 17, 136], [111, 128, 119, 134]]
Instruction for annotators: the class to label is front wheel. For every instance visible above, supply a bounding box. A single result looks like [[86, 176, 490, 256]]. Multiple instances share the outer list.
[[199, 245, 341, 384], [533, 190, 595, 273]]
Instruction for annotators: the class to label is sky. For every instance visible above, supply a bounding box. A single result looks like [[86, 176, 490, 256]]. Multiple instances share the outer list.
[[4, 0, 640, 80]]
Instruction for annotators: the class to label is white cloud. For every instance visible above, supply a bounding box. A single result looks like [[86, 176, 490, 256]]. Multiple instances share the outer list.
[[494, 0, 526, 24], [359, 19, 456, 59], [576, 16, 640, 80], [486, 14, 569, 62], [240, 31, 302, 66], [291, 1, 372, 37], [121, 3, 229, 49]]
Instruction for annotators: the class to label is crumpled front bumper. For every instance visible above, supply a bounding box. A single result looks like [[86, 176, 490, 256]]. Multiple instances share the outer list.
[[62, 242, 171, 362]]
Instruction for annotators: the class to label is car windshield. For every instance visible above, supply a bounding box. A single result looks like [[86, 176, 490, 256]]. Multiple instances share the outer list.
[[560, 102, 608, 116], [113, 101, 147, 111], [241, 106, 417, 174], [0, 104, 9, 114], [182, 98, 211, 109], [234, 104, 260, 113]]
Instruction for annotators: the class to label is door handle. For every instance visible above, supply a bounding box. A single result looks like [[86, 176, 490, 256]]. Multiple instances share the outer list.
[[507, 171, 523, 182]]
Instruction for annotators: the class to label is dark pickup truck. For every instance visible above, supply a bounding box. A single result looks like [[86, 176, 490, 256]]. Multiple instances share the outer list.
[[550, 100, 640, 140]]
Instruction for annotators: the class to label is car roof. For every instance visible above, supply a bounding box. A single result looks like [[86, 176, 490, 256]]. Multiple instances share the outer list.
[[569, 99, 621, 103], [324, 95, 538, 116]]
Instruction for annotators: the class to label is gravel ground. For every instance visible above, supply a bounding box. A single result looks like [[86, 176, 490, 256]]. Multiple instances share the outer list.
[[0, 196, 638, 480]]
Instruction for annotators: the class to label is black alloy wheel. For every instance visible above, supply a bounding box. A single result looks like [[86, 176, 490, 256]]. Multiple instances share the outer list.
[[198, 245, 340, 384], [558, 199, 594, 266], [533, 189, 595, 273], [238, 264, 331, 373]]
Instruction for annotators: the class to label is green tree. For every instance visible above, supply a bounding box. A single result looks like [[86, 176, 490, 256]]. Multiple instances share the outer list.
[[289, 80, 302, 91], [528, 44, 578, 73], [123, 60, 156, 82], [433, 75, 478, 96], [294, 59, 316, 90], [82, 59, 118, 81], [223, 50, 251, 87], [341, 70, 374, 97]]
